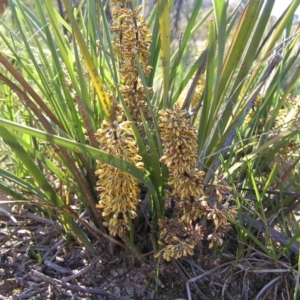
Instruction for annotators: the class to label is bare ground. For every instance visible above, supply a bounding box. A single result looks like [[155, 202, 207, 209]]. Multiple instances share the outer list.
[[0, 191, 300, 300]]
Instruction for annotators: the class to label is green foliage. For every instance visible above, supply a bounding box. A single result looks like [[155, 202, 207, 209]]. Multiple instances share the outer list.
[[0, 0, 299, 266]]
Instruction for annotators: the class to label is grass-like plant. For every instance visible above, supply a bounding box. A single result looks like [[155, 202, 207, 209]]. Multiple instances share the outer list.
[[0, 0, 299, 278]]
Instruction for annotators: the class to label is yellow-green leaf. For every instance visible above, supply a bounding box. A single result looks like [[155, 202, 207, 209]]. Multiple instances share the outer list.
[[158, 0, 171, 107], [62, 0, 114, 122]]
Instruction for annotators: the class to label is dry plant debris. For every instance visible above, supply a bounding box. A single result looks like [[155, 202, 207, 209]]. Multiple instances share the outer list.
[[0, 206, 186, 299], [0, 188, 300, 299]]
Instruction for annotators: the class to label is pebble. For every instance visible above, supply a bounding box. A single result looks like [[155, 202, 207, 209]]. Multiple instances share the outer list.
[[109, 269, 118, 277]]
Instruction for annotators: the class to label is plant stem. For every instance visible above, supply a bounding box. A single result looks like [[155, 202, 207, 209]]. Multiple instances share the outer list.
[[121, 234, 145, 263]]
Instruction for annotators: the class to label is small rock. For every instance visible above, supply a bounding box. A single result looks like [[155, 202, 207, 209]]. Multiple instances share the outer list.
[[113, 286, 121, 295], [132, 274, 139, 282], [125, 284, 134, 297], [110, 269, 118, 277], [116, 268, 125, 276], [0, 269, 5, 278], [0, 278, 18, 293]]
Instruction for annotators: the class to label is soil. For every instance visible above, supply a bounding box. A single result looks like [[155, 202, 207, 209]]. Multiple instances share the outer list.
[[0, 191, 299, 300], [0, 191, 187, 300]]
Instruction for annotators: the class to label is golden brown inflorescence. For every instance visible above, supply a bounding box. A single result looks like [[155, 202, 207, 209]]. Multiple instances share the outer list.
[[95, 118, 144, 236], [156, 105, 237, 260], [159, 105, 198, 174], [111, 2, 152, 125], [95, 0, 154, 236], [155, 218, 202, 261]]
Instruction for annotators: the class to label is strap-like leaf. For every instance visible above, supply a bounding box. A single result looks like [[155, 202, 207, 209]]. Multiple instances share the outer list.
[[61, 0, 114, 122], [0, 118, 158, 201], [157, 0, 171, 107]]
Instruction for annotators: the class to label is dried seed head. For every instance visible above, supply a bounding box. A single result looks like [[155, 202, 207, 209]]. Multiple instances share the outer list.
[[155, 218, 201, 261], [95, 121, 144, 236], [158, 105, 199, 176]]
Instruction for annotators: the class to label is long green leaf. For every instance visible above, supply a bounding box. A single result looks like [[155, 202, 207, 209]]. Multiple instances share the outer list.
[[197, 20, 216, 152], [169, 0, 204, 86], [227, 124, 300, 175], [0, 126, 64, 207], [61, 0, 114, 122], [157, 0, 170, 107], [0, 168, 47, 200], [0, 118, 158, 200]]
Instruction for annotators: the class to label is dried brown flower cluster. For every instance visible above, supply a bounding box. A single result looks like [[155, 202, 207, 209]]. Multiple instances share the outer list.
[[94, 0, 153, 236], [207, 181, 238, 248], [156, 105, 237, 260], [119, 82, 153, 124], [111, 2, 152, 124], [95, 118, 144, 236], [156, 218, 202, 261]]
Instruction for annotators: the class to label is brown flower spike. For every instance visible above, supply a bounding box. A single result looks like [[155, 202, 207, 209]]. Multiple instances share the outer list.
[[95, 119, 144, 236], [156, 105, 237, 260]]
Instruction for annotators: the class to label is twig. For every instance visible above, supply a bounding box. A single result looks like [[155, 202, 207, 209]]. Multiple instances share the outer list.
[[61, 290, 83, 299], [44, 259, 73, 274], [237, 187, 300, 198], [186, 260, 251, 300], [30, 270, 130, 300], [62, 282, 130, 299], [43, 238, 65, 261], [222, 268, 244, 299], [63, 257, 101, 282], [254, 276, 281, 300], [242, 214, 300, 255], [0, 262, 19, 268], [3, 200, 124, 248], [30, 270, 61, 285], [19, 209, 64, 231], [0, 206, 17, 223], [14, 287, 48, 299]]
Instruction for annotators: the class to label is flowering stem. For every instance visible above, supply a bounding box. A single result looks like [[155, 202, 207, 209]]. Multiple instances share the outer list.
[[121, 234, 145, 263]]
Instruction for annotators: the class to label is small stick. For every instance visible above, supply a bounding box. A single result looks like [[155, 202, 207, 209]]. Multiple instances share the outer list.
[[242, 214, 300, 255], [30, 270, 130, 300], [43, 238, 65, 261], [14, 287, 48, 299], [62, 282, 130, 299], [30, 270, 61, 285], [19, 210, 64, 231], [63, 257, 101, 282], [44, 259, 73, 275]]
